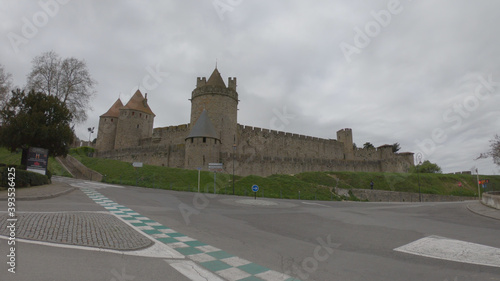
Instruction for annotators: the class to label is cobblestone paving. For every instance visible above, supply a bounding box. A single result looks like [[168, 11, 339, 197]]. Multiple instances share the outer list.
[[0, 212, 153, 250]]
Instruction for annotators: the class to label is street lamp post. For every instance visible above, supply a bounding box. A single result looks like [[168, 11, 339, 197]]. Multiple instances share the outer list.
[[88, 127, 95, 146], [416, 153, 422, 202], [476, 168, 480, 201]]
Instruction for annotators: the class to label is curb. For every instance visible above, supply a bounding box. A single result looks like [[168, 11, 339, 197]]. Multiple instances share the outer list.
[[0, 187, 77, 201], [466, 202, 500, 221]]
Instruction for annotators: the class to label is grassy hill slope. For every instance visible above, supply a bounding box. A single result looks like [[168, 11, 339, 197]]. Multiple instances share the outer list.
[[69, 147, 500, 200], [3, 146, 497, 200]]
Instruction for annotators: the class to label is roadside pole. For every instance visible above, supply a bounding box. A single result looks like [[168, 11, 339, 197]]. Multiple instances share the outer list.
[[476, 168, 480, 201], [197, 167, 201, 193]]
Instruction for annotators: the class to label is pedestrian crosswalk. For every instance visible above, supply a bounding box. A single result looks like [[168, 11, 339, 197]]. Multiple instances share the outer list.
[[81, 187, 299, 281], [53, 176, 123, 189]]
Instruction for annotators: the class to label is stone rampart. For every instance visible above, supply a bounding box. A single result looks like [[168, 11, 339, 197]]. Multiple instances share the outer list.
[[220, 152, 382, 176], [237, 124, 344, 160], [153, 124, 190, 145], [97, 144, 185, 168]]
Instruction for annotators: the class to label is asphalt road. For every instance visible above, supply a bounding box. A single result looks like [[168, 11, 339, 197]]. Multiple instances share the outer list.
[[1, 177, 499, 281]]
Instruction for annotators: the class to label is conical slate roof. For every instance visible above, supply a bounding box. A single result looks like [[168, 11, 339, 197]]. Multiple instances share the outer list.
[[205, 68, 226, 88], [122, 90, 155, 116], [186, 110, 219, 140], [100, 98, 123, 118]]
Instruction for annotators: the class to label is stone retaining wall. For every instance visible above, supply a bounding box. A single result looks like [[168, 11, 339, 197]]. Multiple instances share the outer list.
[[481, 191, 500, 209], [57, 155, 103, 181], [335, 187, 476, 202]]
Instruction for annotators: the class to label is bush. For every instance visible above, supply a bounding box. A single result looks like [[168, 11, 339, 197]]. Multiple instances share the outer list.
[[0, 166, 49, 188], [70, 146, 95, 157]]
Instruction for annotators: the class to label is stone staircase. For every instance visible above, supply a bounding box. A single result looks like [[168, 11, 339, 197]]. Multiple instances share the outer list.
[[56, 155, 103, 181]]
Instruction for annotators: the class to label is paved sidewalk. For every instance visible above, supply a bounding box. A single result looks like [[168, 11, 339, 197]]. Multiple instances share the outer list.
[[467, 201, 500, 220], [0, 181, 76, 201], [0, 212, 153, 250]]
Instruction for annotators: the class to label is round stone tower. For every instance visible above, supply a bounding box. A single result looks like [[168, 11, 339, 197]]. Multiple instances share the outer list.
[[114, 90, 155, 149], [190, 67, 238, 154], [96, 98, 123, 152]]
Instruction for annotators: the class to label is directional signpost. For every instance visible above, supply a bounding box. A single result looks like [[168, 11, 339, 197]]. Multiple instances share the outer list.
[[252, 184, 259, 200], [209, 163, 223, 194]]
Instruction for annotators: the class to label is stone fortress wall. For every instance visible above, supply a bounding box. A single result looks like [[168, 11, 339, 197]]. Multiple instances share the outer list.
[[98, 123, 413, 177], [96, 68, 414, 177]]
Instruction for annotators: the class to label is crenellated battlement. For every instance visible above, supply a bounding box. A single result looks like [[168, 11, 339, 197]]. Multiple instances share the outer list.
[[237, 124, 336, 143], [191, 86, 238, 102], [228, 77, 237, 90], [196, 77, 207, 87], [153, 124, 189, 133]]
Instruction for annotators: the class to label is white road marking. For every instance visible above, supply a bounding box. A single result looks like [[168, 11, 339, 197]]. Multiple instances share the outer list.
[[166, 260, 225, 281], [301, 201, 330, 207], [394, 235, 500, 268], [70, 181, 123, 189], [52, 176, 123, 189]]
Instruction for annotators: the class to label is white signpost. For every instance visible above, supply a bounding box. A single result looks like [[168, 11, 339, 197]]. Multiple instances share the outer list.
[[132, 162, 143, 168], [208, 163, 223, 194]]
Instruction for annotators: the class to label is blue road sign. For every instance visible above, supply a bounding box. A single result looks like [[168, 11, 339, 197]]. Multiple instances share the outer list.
[[252, 185, 259, 192]]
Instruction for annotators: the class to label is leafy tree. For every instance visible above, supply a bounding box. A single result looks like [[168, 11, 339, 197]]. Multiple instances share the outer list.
[[477, 135, 500, 166], [392, 142, 401, 153], [363, 142, 375, 150], [412, 160, 442, 173], [0, 64, 13, 107], [0, 89, 74, 157], [26, 51, 96, 123]]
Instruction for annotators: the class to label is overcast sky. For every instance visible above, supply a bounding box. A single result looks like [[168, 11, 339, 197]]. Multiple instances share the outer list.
[[2, 0, 499, 175]]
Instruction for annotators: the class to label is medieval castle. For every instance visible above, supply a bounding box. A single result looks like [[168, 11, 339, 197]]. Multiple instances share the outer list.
[[96, 68, 414, 176]]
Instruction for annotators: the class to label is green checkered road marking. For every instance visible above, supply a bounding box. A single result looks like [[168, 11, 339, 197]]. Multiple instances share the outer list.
[[81, 188, 299, 281]]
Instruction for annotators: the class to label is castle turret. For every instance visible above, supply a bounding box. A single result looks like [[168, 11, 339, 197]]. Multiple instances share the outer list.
[[114, 90, 155, 149], [337, 128, 354, 159], [185, 109, 221, 169], [96, 98, 123, 152], [190, 67, 238, 154]]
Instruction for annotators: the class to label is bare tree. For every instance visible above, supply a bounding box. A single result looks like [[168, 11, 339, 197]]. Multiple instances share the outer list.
[[0, 64, 13, 107], [26, 51, 96, 123], [477, 135, 500, 166]]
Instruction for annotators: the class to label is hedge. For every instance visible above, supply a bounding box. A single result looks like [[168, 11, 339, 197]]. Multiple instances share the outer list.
[[0, 166, 50, 188]]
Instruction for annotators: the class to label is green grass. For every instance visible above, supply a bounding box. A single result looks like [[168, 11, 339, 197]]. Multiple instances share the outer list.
[[11, 146, 493, 201], [69, 147, 341, 200], [321, 171, 500, 197], [69, 147, 500, 200], [0, 147, 73, 178]]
